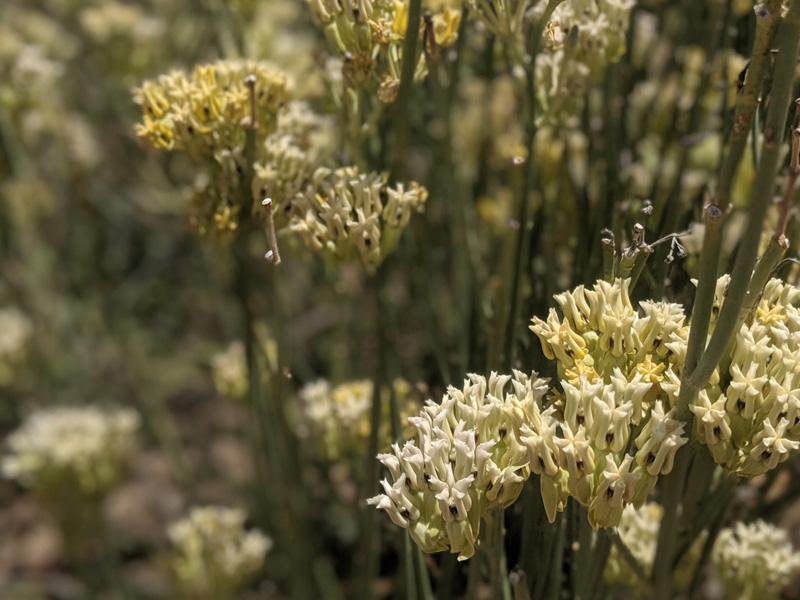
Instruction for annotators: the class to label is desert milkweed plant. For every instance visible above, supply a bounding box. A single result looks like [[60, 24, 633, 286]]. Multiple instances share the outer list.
[[3, 0, 800, 598]]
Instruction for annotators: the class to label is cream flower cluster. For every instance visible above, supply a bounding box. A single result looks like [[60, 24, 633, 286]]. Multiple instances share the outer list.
[[712, 520, 800, 600], [368, 371, 550, 560], [2, 405, 139, 497], [522, 373, 687, 527], [168, 505, 272, 599], [531, 0, 636, 122], [307, 0, 461, 101], [296, 378, 419, 461], [605, 502, 701, 596], [135, 62, 429, 264], [605, 502, 662, 589], [691, 276, 800, 476], [289, 166, 428, 268]]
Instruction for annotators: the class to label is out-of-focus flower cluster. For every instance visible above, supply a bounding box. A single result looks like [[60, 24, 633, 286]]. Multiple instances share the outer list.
[[168, 505, 272, 600], [307, 0, 461, 102], [712, 520, 800, 600], [211, 341, 249, 400], [1, 405, 139, 498], [134, 60, 428, 266], [0, 307, 33, 386], [368, 371, 550, 560], [134, 60, 288, 157], [296, 378, 419, 462], [604, 502, 701, 596], [691, 276, 800, 477], [531, 0, 636, 123]]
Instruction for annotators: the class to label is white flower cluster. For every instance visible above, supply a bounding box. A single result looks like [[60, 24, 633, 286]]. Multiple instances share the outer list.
[[530, 278, 688, 396], [713, 520, 800, 600], [531, 0, 636, 122], [368, 371, 550, 560], [2, 405, 139, 497], [691, 277, 800, 476], [168, 505, 272, 599], [605, 502, 701, 596]]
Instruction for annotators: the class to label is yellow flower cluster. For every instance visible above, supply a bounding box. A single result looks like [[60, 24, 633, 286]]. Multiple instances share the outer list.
[[134, 61, 428, 266], [134, 60, 288, 157]]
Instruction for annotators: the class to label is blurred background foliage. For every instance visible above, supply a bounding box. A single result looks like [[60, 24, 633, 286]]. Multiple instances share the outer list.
[[2, 0, 800, 598]]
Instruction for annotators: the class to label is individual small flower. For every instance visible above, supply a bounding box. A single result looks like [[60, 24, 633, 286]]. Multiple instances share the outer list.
[[369, 371, 550, 560], [211, 342, 248, 400], [713, 520, 800, 600], [2, 405, 139, 498], [168, 505, 271, 600]]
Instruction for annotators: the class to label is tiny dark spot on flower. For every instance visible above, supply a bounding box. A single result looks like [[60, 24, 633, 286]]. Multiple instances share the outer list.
[[646, 453, 656, 465], [762, 451, 772, 461], [400, 508, 410, 519], [449, 505, 459, 517], [606, 488, 614, 499], [576, 460, 584, 471], [486, 481, 494, 491], [576, 414, 585, 426], [713, 426, 721, 439], [605, 432, 614, 445], [736, 399, 746, 412], [498, 427, 507, 439]]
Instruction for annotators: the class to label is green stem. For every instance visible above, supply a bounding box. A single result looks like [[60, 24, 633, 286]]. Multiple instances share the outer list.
[[390, 0, 423, 177], [502, 0, 564, 370], [685, 0, 800, 397], [606, 528, 650, 589], [651, 445, 692, 600]]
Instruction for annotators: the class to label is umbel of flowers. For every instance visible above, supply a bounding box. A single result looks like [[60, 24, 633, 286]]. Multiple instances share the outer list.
[[134, 60, 428, 267], [168, 505, 272, 600], [526, 278, 689, 526], [307, 0, 461, 101], [296, 377, 419, 463], [2, 405, 139, 499], [368, 371, 550, 560], [691, 276, 800, 476], [604, 502, 702, 597], [712, 520, 800, 600]]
